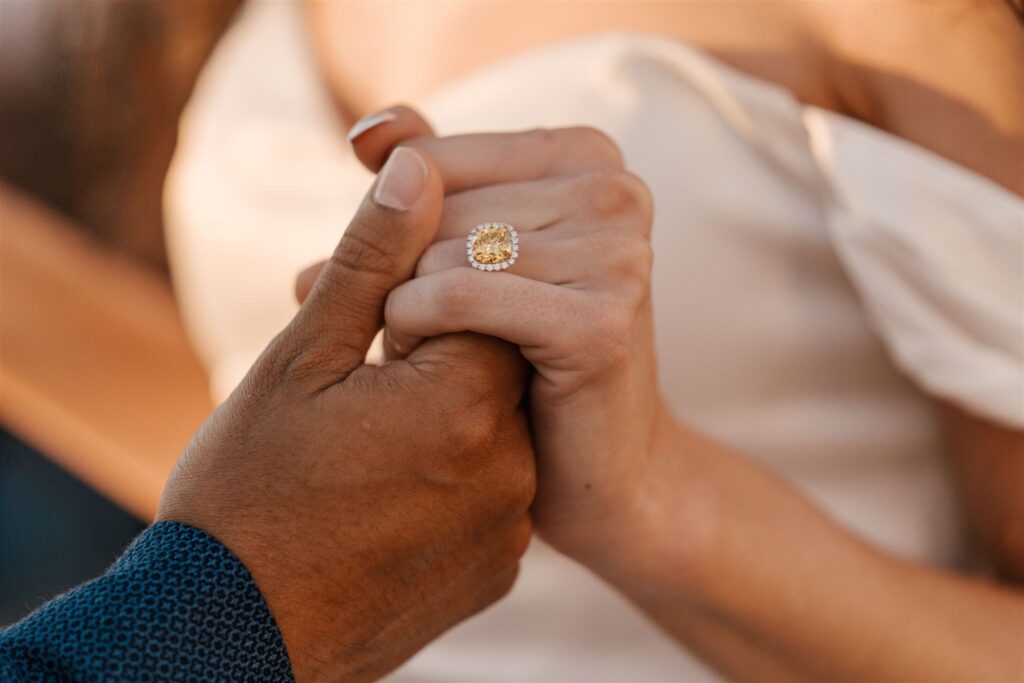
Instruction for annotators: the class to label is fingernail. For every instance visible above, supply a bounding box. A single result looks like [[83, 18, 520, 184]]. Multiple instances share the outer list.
[[373, 147, 427, 211], [347, 110, 398, 142]]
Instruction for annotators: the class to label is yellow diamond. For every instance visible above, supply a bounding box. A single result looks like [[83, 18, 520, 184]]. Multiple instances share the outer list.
[[471, 225, 514, 265]]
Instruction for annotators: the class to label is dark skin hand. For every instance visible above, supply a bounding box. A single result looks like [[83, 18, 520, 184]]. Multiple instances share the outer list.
[[157, 146, 535, 683]]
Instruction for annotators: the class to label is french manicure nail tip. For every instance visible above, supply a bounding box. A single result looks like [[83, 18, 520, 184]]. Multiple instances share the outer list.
[[346, 110, 399, 142]]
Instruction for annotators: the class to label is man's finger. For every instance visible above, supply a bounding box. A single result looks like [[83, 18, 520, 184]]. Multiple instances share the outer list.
[[293, 146, 443, 376], [407, 333, 530, 411]]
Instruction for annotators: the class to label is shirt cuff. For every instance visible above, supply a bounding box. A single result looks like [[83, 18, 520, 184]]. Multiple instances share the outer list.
[[0, 521, 294, 682]]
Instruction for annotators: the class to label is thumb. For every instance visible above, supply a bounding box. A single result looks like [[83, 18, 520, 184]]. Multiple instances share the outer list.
[[292, 106, 438, 306], [292, 146, 443, 376]]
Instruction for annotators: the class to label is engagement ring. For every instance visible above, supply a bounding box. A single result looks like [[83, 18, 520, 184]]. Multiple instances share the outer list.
[[467, 222, 518, 271]]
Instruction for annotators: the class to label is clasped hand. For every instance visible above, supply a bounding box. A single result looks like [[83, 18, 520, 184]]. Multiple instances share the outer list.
[[159, 105, 661, 683]]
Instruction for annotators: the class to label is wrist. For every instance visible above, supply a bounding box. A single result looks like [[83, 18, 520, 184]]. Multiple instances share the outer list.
[[578, 404, 723, 603]]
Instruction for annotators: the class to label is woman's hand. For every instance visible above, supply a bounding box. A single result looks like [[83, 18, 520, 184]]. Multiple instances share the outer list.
[[296, 107, 1024, 683], [335, 107, 666, 569]]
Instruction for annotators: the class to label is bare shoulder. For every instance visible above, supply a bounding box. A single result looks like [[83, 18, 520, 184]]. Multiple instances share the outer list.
[[807, 0, 1023, 193]]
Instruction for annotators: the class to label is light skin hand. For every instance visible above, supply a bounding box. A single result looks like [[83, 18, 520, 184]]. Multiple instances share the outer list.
[[303, 106, 1024, 682], [158, 146, 535, 683]]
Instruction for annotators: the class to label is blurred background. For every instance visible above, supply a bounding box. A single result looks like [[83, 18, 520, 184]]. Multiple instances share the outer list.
[[1, 0, 1020, 638], [0, 0, 241, 624]]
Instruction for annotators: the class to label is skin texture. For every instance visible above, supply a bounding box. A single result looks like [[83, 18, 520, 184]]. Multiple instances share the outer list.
[[296, 107, 1024, 682], [158, 147, 536, 683]]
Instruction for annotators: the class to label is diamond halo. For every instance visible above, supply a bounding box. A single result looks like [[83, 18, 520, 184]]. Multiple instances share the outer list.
[[466, 222, 519, 271]]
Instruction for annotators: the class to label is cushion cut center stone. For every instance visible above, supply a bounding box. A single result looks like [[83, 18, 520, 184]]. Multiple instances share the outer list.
[[471, 226, 514, 264]]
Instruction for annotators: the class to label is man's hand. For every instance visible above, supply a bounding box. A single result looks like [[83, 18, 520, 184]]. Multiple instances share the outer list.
[[157, 147, 535, 683]]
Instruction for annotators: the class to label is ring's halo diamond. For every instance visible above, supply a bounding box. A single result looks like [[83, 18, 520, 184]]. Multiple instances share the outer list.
[[467, 223, 518, 271]]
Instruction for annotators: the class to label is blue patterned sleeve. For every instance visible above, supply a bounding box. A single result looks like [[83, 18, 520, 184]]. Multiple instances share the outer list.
[[0, 521, 294, 682]]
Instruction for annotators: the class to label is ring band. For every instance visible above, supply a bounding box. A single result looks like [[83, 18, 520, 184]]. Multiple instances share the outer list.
[[466, 222, 519, 271]]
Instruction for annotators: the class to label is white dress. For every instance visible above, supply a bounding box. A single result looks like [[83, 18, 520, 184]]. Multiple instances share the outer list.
[[164, 3, 1024, 681]]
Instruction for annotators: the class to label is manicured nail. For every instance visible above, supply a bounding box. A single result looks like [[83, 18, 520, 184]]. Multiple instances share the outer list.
[[347, 110, 398, 142], [373, 147, 427, 211]]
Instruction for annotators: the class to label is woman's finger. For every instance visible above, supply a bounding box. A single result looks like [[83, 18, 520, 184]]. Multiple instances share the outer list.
[[404, 127, 624, 193], [417, 231, 586, 284], [437, 169, 653, 241], [421, 226, 653, 295], [347, 104, 436, 172], [349, 113, 624, 194], [384, 269, 587, 357], [437, 175, 578, 241]]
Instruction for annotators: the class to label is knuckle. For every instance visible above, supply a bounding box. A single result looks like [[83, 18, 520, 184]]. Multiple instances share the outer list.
[[509, 517, 534, 559], [583, 298, 633, 355], [531, 126, 564, 150], [484, 564, 520, 603], [452, 399, 504, 449], [580, 231, 650, 290], [605, 302, 634, 339], [436, 270, 480, 320], [331, 224, 398, 281], [466, 412, 535, 502], [528, 127, 571, 169], [612, 235, 655, 287], [482, 520, 533, 580], [635, 237, 655, 275], [507, 461, 538, 511], [488, 446, 536, 512], [532, 126, 624, 173], [578, 170, 653, 220], [413, 336, 516, 397], [564, 126, 625, 169], [621, 171, 655, 226]]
